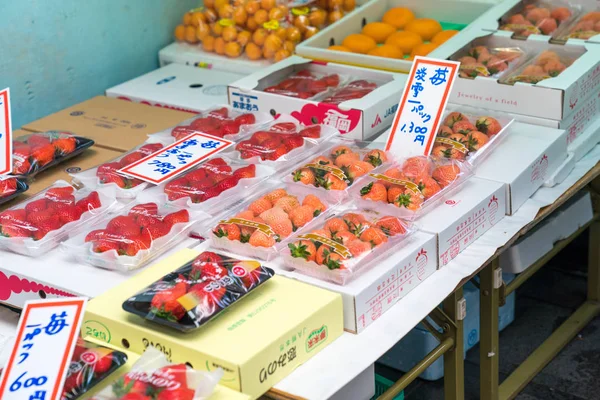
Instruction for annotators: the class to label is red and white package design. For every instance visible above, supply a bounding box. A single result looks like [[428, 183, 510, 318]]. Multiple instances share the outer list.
[[0, 180, 118, 257]]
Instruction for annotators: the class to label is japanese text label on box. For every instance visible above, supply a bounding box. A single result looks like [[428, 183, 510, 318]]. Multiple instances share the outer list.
[[385, 57, 459, 159], [119, 132, 233, 184], [0, 88, 13, 175], [0, 298, 87, 400]]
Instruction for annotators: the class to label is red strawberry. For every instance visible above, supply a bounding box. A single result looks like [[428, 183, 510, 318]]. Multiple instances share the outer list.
[[138, 143, 163, 156], [46, 186, 74, 199], [120, 234, 150, 256], [13, 146, 31, 174], [114, 376, 149, 395], [0, 209, 27, 224], [106, 216, 141, 236], [87, 348, 113, 374], [137, 214, 163, 228], [220, 120, 241, 136], [197, 187, 221, 202], [52, 137, 77, 155], [47, 195, 76, 211], [150, 280, 187, 321], [26, 209, 56, 225], [57, 205, 83, 225], [170, 125, 194, 139], [146, 221, 171, 239], [235, 113, 256, 126], [282, 135, 304, 150], [156, 387, 195, 400], [76, 191, 102, 214], [155, 364, 189, 386], [85, 229, 107, 242], [265, 146, 288, 161], [120, 393, 152, 400], [188, 281, 226, 310], [1, 222, 33, 238], [129, 203, 159, 218], [233, 164, 256, 179], [31, 144, 55, 166], [299, 125, 321, 138], [93, 239, 121, 253], [32, 216, 62, 240], [270, 122, 297, 133], [25, 199, 48, 214], [194, 251, 224, 266], [120, 151, 144, 166], [27, 134, 51, 147], [250, 131, 274, 144], [61, 374, 80, 396], [0, 178, 17, 197], [97, 162, 121, 176], [101, 174, 127, 188], [215, 177, 240, 194], [163, 210, 189, 226], [209, 107, 229, 118]]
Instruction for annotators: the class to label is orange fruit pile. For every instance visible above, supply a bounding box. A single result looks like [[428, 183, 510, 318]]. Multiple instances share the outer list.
[[328, 7, 459, 60]]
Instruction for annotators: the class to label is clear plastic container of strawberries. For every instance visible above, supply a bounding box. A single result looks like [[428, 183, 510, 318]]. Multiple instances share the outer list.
[[62, 201, 209, 271], [0, 181, 118, 257], [452, 43, 526, 79], [351, 156, 471, 219], [230, 116, 337, 166], [556, 10, 600, 40], [498, 0, 580, 38], [209, 184, 333, 260], [286, 140, 390, 200], [90, 346, 223, 400], [70, 140, 167, 199], [432, 108, 514, 165], [12, 131, 94, 178], [500, 48, 580, 85], [0, 176, 28, 205], [263, 68, 345, 99], [122, 250, 274, 332], [283, 205, 411, 285]]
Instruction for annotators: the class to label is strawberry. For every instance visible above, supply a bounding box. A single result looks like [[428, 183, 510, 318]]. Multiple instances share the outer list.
[[25, 199, 48, 214], [248, 230, 276, 247], [184, 168, 207, 183], [88, 348, 113, 374], [215, 176, 240, 194], [475, 116, 502, 136], [164, 178, 190, 201], [155, 364, 189, 386], [85, 229, 107, 242], [150, 280, 188, 321], [129, 203, 159, 218], [375, 216, 407, 236], [1, 222, 33, 238], [163, 210, 189, 226], [0, 178, 17, 197], [26, 209, 55, 225], [194, 251, 224, 266], [92, 239, 121, 253], [120, 235, 149, 256], [249, 196, 272, 215], [120, 151, 144, 166], [47, 195, 76, 212], [364, 149, 387, 167], [27, 134, 51, 147], [138, 143, 163, 155], [13, 146, 31, 174], [293, 168, 316, 185], [221, 120, 241, 136], [288, 240, 317, 261], [46, 186, 74, 199], [52, 137, 77, 155], [146, 221, 171, 239], [432, 164, 461, 188], [235, 113, 256, 126], [213, 223, 241, 241], [106, 216, 141, 236], [97, 162, 122, 177], [206, 157, 228, 167], [282, 135, 304, 151], [75, 191, 102, 214], [360, 182, 388, 202], [31, 144, 55, 166], [197, 187, 221, 203], [209, 107, 229, 118], [298, 125, 321, 139], [0, 209, 27, 224], [171, 125, 194, 140], [442, 112, 466, 128], [233, 164, 256, 179], [265, 146, 288, 161], [319, 173, 348, 190], [190, 260, 228, 281], [112, 376, 149, 396], [302, 194, 326, 214], [251, 131, 274, 144], [56, 205, 83, 225], [188, 281, 226, 310], [100, 174, 127, 189], [359, 227, 388, 246], [269, 122, 297, 133], [156, 387, 195, 400], [289, 205, 316, 230], [32, 216, 62, 240]]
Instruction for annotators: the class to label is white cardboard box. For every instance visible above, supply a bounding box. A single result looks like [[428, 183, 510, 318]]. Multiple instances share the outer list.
[[159, 42, 271, 75], [446, 30, 600, 121], [418, 177, 506, 267], [274, 232, 438, 334], [475, 122, 568, 215], [228, 56, 407, 140], [106, 63, 243, 114], [500, 191, 593, 273]]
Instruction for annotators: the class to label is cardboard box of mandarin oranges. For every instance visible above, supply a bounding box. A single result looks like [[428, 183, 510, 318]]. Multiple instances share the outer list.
[[295, 0, 494, 72], [228, 55, 407, 140], [82, 248, 343, 398], [22, 96, 195, 152]]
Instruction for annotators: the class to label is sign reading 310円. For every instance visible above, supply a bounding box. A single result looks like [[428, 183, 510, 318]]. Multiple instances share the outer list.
[[385, 57, 459, 160]]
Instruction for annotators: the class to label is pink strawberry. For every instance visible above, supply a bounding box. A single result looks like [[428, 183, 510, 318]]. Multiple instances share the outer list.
[[163, 210, 189, 226]]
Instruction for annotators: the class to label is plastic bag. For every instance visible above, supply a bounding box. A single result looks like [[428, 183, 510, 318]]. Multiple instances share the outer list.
[[208, 183, 333, 260], [498, 0, 579, 38], [70, 139, 169, 199], [500, 48, 578, 85], [320, 79, 381, 104], [452, 45, 526, 79], [432, 109, 514, 165], [12, 131, 94, 178], [152, 105, 273, 142], [0, 176, 28, 205], [141, 156, 275, 215], [557, 10, 600, 39], [122, 250, 274, 332], [350, 156, 471, 219], [62, 338, 128, 400], [282, 205, 411, 285], [286, 140, 389, 200], [62, 200, 209, 271], [0, 181, 119, 257], [90, 346, 223, 400]]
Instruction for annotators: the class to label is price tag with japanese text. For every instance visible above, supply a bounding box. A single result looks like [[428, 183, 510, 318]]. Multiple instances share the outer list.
[[385, 57, 459, 159], [118, 132, 233, 184], [0, 88, 13, 175], [0, 298, 87, 400]]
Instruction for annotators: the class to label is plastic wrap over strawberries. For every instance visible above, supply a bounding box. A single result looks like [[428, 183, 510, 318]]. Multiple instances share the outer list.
[[229, 115, 337, 168], [499, 48, 580, 85], [70, 139, 169, 199], [12, 131, 94, 178], [90, 346, 222, 400], [285, 139, 390, 201], [151, 105, 273, 143], [0, 180, 119, 257], [122, 250, 274, 332], [557, 10, 600, 40], [452, 44, 526, 79], [62, 200, 208, 271], [282, 204, 412, 285], [498, 0, 580, 38], [62, 338, 128, 400], [208, 183, 334, 261], [350, 156, 471, 220], [139, 156, 276, 215], [432, 108, 514, 166], [0, 176, 28, 205]]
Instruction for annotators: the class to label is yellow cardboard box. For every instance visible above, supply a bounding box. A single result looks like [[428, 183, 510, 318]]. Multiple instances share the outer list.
[[21, 96, 194, 152], [83, 248, 343, 399]]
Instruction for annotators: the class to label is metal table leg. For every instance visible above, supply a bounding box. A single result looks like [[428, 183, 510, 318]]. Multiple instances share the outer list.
[[480, 259, 500, 400]]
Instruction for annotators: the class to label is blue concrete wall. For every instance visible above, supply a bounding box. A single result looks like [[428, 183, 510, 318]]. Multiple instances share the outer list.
[[0, 0, 199, 129]]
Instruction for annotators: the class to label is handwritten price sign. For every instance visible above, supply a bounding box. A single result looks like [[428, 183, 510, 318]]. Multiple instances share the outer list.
[[0, 298, 87, 400], [118, 132, 233, 184], [385, 57, 459, 159], [0, 88, 13, 175]]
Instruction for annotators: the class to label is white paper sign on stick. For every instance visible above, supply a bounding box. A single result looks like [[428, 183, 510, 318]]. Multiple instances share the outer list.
[[0, 298, 87, 400], [118, 132, 233, 184], [0, 88, 13, 175], [385, 57, 460, 159]]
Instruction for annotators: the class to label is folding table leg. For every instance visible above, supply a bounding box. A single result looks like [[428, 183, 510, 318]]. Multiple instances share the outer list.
[[480, 259, 500, 400], [443, 287, 465, 400]]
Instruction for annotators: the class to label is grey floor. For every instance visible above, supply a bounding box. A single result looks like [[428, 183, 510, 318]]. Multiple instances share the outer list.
[[377, 230, 600, 400]]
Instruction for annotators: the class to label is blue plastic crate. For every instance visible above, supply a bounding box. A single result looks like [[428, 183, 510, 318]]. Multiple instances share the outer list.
[[372, 374, 405, 400]]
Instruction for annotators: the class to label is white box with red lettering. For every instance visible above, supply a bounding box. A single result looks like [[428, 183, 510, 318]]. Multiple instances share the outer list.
[[227, 56, 407, 140], [475, 122, 568, 214], [417, 177, 506, 268], [106, 63, 243, 114], [274, 232, 438, 334]]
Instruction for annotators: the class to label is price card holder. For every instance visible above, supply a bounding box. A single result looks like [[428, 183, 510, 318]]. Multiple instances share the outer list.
[[385, 57, 459, 159], [0, 298, 87, 400], [0, 88, 13, 175], [119, 132, 233, 184]]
